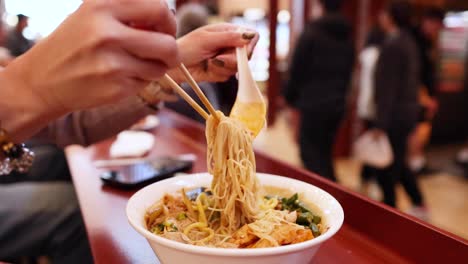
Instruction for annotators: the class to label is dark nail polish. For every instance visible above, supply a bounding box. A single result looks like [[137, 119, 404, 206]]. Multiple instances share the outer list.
[[242, 32, 256, 40], [212, 59, 225, 67], [171, 9, 176, 15]]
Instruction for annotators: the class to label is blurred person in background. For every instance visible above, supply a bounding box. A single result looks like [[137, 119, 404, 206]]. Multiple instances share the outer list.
[[283, 0, 355, 181], [5, 14, 34, 57], [374, 1, 427, 219], [176, 2, 209, 37], [455, 47, 468, 179], [356, 27, 386, 198], [408, 8, 445, 175]]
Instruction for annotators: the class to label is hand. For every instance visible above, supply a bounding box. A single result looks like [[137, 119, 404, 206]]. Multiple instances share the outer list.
[[169, 23, 259, 83], [5, 0, 177, 114], [423, 96, 438, 119], [0, 0, 178, 141], [369, 129, 385, 140]]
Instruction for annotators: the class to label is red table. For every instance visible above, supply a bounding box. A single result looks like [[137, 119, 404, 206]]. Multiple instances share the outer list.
[[66, 110, 468, 264]]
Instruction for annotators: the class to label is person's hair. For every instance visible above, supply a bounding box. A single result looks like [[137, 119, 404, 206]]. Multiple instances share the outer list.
[[17, 14, 28, 22], [365, 27, 385, 48], [387, 0, 412, 29], [423, 7, 445, 22], [176, 3, 208, 37], [319, 0, 343, 13]]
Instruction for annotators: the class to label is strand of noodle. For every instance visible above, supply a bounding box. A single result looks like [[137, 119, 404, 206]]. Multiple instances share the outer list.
[[218, 235, 232, 244], [199, 193, 211, 209], [207, 207, 224, 212], [162, 205, 169, 217], [196, 195, 208, 225], [183, 222, 215, 243], [199, 227, 215, 243], [181, 188, 196, 217], [184, 222, 206, 235]]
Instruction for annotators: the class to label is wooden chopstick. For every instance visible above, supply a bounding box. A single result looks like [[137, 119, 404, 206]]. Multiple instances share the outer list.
[[178, 63, 219, 119], [161, 74, 209, 120]]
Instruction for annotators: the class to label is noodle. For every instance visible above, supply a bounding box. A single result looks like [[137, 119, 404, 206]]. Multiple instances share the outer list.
[[206, 111, 260, 234]]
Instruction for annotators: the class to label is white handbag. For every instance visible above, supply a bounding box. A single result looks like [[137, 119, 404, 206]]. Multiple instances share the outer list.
[[353, 129, 393, 168]]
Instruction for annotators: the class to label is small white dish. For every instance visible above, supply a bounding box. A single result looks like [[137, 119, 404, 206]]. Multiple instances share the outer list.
[[110, 131, 155, 158], [131, 115, 160, 131]]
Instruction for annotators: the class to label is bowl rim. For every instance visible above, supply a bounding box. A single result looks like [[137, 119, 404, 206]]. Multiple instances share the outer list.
[[126, 172, 344, 257]]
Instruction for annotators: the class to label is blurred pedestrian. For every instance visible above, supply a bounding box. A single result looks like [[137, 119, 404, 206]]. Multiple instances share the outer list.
[[357, 27, 386, 197], [408, 7, 445, 175], [284, 0, 355, 181], [374, 1, 427, 219], [5, 14, 34, 57]]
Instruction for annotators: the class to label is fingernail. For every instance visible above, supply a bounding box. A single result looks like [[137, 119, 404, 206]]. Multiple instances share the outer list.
[[242, 32, 256, 40], [171, 9, 176, 15], [212, 58, 225, 67]]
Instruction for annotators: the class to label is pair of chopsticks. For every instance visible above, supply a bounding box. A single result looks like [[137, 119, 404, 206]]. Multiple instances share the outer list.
[[161, 63, 218, 121]]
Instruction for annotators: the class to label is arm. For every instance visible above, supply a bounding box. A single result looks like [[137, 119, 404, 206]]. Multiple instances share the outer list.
[[374, 44, 404, 131], [33, 96, 155, 148]]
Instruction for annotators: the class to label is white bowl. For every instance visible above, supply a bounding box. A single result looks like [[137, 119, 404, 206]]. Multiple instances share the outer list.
[[126, 173, 344, 264]]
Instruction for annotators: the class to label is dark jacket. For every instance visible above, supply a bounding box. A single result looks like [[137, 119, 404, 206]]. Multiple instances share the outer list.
[[283, 14, 355, 112], [5, 30, 33, 57], [374, 30, 420, 131], [412, 27, 436, 96]]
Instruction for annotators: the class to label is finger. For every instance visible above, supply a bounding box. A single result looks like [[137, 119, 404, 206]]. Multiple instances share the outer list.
[[213, 50, 237, 71], [207, 60, 237, 81], [103, 76, 149, 102], [205, 26, 258, 50], [120, 28, 179, 69], [118, 53, 170, 81], [210, 39, 258, 73], [116, 78, 149, 96], [201, 23, 237, 32], [246, 33, 259, 59], [211, 34, 258, 67], [203, 23, 253, 34], [107, 0, 176, 36]]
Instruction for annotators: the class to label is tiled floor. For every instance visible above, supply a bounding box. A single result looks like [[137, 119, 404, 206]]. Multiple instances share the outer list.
[[254, 110, 468, 240]]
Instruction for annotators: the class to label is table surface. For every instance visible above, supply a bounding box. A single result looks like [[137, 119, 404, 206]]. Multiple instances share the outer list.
[[66, 110, 468, 264]]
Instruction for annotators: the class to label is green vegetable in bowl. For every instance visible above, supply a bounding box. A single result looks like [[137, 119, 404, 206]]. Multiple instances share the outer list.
[[296, 212, 314, 226], [177, 213, 187, 221], [310, 223, 320, 237], [275, 193, 322, 237], [151, 221, 178, 234]]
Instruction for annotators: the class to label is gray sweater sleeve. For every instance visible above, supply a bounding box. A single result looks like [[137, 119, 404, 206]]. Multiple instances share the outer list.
[[32, 96, 156, 147]]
